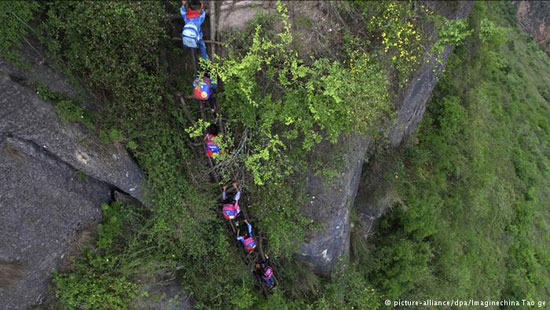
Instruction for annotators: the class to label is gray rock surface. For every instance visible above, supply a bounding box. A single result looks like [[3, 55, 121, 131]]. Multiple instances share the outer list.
[[0, 134, 108, 309], [388, 45, 454, 147], [353, 151, 402, 240], [0, 55, 146, 308], [299, 135, 372, 275], [217, 1, 273, 31], [0, 61, 145, 201], [0, 45, 80, 100], [299, 1, 474, 275]]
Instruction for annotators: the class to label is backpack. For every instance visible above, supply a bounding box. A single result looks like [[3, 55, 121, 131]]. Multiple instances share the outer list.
[[243, 237, 256, 251], [193, 77, 211, 100], [182, 23, 200, 48], [222, 203, 239, 220], [205, 134, 220, 157], [263, 266, 273, 280], [206, 142, 219, 154]]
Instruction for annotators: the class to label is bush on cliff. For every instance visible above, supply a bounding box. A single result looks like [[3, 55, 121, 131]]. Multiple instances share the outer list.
[[363, 1, 550, 301], [0, 1, 40, 65]]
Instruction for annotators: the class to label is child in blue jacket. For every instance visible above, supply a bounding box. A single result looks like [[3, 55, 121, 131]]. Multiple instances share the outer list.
[[180, 0, 209, 60]]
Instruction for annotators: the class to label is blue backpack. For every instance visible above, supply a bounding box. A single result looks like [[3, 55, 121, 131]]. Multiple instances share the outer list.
[[182, 23, 200, 48]]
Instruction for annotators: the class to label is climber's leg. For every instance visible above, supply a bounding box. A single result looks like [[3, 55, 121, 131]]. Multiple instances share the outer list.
[[197, 39, 209, 60]]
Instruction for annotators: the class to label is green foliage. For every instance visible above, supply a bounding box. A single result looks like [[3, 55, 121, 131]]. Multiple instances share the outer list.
[[207, 4, 390, 186], [42, 1, 167, 127], [433, 18, 473, 54], [277, 259, 323, 301], [314, 265, 379, 310], [479, 18, 510, 70], [247, 262, 379, 310], [248, 182, 312, 258], [75, 171, 88, 183], [99, 128, 124, 144], [40, 2, 254, 309], [34, 1, 460, 309], [230, 281, 258, 310], [356, 1, 425, 82], [364, 1, 550, 301], [53, 202, 140, 310], [480, 18, 508, 45], [126, 140, 138, 151], [53, 252, 140, 310], [252, 291, 299, 310], [366, 205, 435, 299], [96, 202, 127, 250], [36, 83, 96, 130], [0, 1, 40, 65], [56, 99, 95, 130]]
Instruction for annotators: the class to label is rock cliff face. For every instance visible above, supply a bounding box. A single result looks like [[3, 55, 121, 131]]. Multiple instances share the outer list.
[[516, 1, 550, 55], [1, 60, 145, 201], [299, 135, 373, 275], [299, 1, 474, 275], [0, 54, 145, 309]]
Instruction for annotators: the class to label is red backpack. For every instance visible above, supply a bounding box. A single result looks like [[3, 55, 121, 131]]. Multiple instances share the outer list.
[[205, 134, 220, 157], [222, 202, 239, 220], [243, 237, 256, 251]]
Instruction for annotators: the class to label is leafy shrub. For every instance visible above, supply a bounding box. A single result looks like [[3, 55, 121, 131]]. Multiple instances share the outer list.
[[56, 99, 95, 130], [53, 202, 140, 310], [433, 18, 473, 54], [96, 202, 126, 250], [480, 19, 508, 45], [0, 1, 40, 64], [36, 84, 97, 130], [248, 182, 312, 258], [42, 1, 167, 128], [54, 251, 139, 310], [315, 265, 379, 310], [207, 2, 391, 186], [75, 171, 88, 183], [99, 128, 124, 144], [353, 1, 426, 83]]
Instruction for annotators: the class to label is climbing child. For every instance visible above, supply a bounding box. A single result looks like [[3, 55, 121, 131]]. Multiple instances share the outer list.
[[254, 257, 275, 288], [180, 0, 209, 60], [204, 124, 221, 158], [222, 182, 241, 220], [236, 220, 257, 252], [193, 75, 217, 112]]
